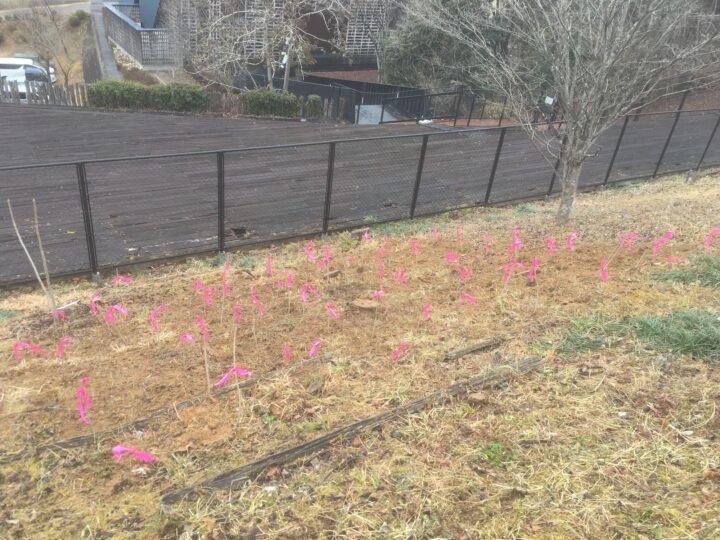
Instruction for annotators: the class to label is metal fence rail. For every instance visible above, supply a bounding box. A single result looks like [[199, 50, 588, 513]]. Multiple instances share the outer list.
[[2, 107, 720, 286]]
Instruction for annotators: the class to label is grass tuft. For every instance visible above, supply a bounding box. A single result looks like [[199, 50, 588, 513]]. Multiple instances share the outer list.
[[654, 255, 720, 287], [555, 310, 720, 362], [634, 310, 720, 361]]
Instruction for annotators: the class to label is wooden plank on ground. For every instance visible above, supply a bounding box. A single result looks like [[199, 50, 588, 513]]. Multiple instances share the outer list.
[[160, 355, 540, 504]]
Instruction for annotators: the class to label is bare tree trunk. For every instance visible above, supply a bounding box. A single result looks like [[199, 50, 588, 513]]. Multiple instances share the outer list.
[[282, 45, 292, 92], [556, 158, 582, 224], [266, 45, 274, 90]]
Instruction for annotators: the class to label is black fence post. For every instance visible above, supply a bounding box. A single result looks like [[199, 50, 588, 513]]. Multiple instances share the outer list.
[[484, 128, 507, 205], [452, 87, 464, 128], [479, 99, 487, 121], [380, 100, 385, 124], [696, 111, 720, 170], [547, 134, 568, 196], [217, 151, 225, 252], [75, 162, 99, 278], [322, 142, 336, 233], [497, 97, 508, 127], [410, 135, 429, 217], [653, 90, 689, 177], [466, 94, 476, 127], [603, 115, 630, 185]]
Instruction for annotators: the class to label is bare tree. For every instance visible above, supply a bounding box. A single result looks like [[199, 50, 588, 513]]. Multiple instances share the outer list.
[[186, 0, 345, 91], [408, 0, 720, 222], [19, 0, 81, 85]]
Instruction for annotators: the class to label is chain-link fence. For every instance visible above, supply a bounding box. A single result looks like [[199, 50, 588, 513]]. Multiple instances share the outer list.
[[2, 107, 719, 285]]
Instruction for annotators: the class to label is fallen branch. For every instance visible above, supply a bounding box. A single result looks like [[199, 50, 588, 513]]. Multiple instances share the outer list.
[[441, 337, 504, 362], [0, 356, 332, 464], [160, 355, 540, 504]]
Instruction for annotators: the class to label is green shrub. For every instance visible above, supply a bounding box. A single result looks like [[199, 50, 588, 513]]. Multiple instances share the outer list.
[[68, 10, 89, 28], [0, 32, 4, 46], [306, 94, 324, 119], [243, 89, 299, 118], [87, 80, 208, 113]]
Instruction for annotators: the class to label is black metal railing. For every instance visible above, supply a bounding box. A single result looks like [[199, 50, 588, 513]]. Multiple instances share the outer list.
[[2, 107, 719, 286]]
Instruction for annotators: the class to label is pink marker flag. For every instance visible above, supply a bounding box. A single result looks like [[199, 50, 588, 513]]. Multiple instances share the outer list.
[[283, 345, 291, 362], [392, 268, 407, 286], [372, 289, 385, 299], [193, 279, 205, 293], [600, 258, 608, 282], [566, 232, 578, 252], [30, 344, 45, 357], [507, 226, 522, 256], [75, 377, 90, 424], [432, 227, 439, 241], [179, 333, 194, 343], [460, 292, 477, 305], [112, 274, 133, 285], [410, 239, 418, 254], [266, 256, 273, 276], [89, 291, 100, 315], [326, 302, 339, 320], [285, 272, 294, 289], [502, 261, 525, 283], [149, 304, 166, 333], [249, 286, 263, 316], [303, 241, 318, 261], [56, 336, 73, 359], [390, 342, 409, 361], [446, 252, 459, 263], [459, 266, 471, 282], [308, 339, 322, 357], [12, 341, 31, 362], [663, 256, 689, 263], [51, 310, 65, 322], [528, 257, 540, 283], [213, 366, 252, 387], [222, 255, 231, 296], [619, 232, 642, 251], [456, 229, 462, 242], [232, 303, 242, 325], [318, 244, 332, 269], [652, 232, 674, 257], [545, 239, 557, 255], [705, 227, 720, 251], [300, 283, 320, 303], [194, 316, 209, 342], [363, 230, 370, 241], [112, 445, 155, 463], [104, 304, 127, 324], [422, 303, 431, 320], [203, 287, 215, 307]]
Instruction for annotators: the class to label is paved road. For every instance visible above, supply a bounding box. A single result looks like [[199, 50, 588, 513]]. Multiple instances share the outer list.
[[1, 105, 719, 284]]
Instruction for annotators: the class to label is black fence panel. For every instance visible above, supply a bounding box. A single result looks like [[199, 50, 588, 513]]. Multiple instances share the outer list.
[[85, 154, 217, 266], [489, 128, 557, 204], [413, 130, 501, 215], [696, 111, 720, 168], [331, 137, 422, 229], [608, 112, 676, 182], [657, 110, 720, 175], [576, 123, 625, 189], [0, 165, 89, 283], [223, 145, 328, 246]]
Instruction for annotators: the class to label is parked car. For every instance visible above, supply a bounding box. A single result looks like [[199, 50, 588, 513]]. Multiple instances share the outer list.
[[11, 54, 57, 84], [0, 58, 52, 101]]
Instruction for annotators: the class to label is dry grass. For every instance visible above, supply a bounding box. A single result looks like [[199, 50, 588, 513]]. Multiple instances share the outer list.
[[1, 172, 719, 538]]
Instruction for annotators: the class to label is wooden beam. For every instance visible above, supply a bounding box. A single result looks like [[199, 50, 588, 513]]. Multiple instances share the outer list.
[[160, 355, 540, 504]]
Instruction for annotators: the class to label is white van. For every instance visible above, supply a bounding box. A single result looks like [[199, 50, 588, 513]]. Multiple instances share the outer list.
[[0, 58, 52, 100]]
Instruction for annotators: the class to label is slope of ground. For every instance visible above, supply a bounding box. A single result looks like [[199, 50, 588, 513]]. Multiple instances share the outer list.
[[0, 172, 719, 538]]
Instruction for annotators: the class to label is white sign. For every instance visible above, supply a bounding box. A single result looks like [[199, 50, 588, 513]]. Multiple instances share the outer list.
[[544, 96, 555, 106]]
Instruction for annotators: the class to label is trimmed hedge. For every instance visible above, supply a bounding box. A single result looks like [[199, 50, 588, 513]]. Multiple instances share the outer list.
[[306, 94, 324, 119], [243, 89, 299, 118], [87, 81, 208, 113]]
